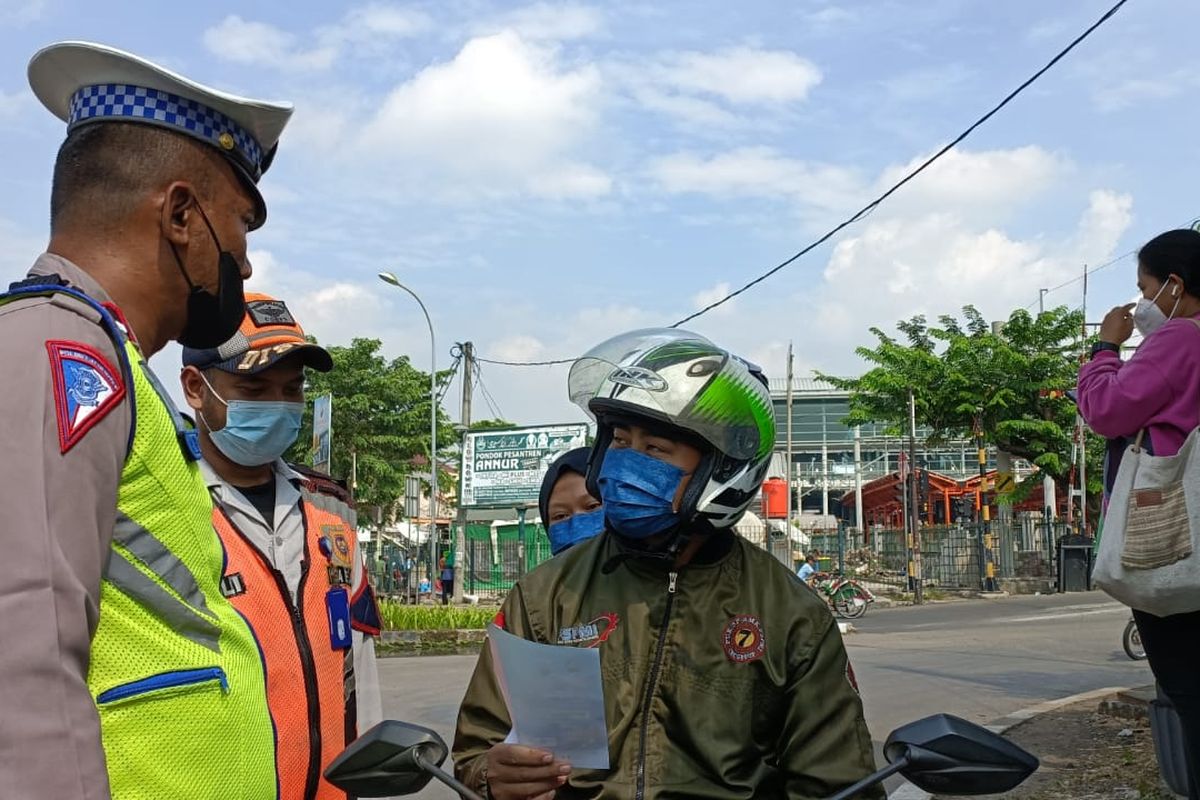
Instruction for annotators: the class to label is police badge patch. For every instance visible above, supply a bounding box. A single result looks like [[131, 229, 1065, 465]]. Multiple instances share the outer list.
[[246, 299, 295, 327], [46, 340, 125, 454]]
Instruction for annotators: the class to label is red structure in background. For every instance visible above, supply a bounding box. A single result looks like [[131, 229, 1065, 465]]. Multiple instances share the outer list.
[[761, 477, 789, 519], [841, 469, 1066, 532]]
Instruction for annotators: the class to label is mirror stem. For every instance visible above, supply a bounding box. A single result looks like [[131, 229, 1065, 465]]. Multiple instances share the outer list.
[[413, 749, 486, 800], [825, 755, 910, 800]]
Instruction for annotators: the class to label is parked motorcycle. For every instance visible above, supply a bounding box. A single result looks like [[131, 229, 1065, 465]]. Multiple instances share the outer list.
[[325, 714, 1038, 799]]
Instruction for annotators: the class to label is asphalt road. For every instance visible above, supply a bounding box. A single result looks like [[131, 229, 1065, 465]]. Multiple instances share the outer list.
[[378, 591, 1150, 798]]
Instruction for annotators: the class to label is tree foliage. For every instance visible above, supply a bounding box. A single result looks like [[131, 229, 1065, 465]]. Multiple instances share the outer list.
[[286, 337, 457, 516], [817, 306, 1102, 497]]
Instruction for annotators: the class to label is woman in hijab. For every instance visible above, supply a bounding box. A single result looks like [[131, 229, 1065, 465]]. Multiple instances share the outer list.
[[539, 447, 603, 555]]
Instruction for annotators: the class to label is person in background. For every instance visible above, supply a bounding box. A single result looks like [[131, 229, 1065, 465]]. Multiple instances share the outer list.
[[180, 292, 384, 800], [1077, 228, 1200, 799], [539, 447, 604, 555], [440, 556, 455, 605], [797, 553, 818, 583]]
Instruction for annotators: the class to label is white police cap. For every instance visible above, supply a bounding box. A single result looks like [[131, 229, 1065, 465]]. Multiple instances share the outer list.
[[28, 41, 293, 229]]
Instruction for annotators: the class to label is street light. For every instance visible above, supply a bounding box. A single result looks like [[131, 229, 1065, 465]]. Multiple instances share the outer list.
[[378, 272, 439, 602]]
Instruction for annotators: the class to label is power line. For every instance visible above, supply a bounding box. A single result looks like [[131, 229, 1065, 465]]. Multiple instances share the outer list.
[[1027, 216, 1200, 310], [474, 355, 574, 367], [473, 362, 507, 420], [671, 0, 1130, 327], [473, 0, 1132, 366]]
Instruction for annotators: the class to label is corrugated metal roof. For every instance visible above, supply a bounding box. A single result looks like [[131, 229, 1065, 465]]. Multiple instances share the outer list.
[[767, 377, 846, 396]]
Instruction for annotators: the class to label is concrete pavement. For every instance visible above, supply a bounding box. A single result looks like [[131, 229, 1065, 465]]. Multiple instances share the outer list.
[[378, 591, 1149, 798]]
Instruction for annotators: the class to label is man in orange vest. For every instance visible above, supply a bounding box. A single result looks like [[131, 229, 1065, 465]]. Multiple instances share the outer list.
[[179, 292, 384, 800]]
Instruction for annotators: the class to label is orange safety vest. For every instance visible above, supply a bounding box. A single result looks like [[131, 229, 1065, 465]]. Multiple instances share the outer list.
[[213, 485, 360, 800]]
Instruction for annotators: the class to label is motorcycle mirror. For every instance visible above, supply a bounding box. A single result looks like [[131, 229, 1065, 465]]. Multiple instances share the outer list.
[[886, 714, 1039, 795], [324, 721, 448, 797]]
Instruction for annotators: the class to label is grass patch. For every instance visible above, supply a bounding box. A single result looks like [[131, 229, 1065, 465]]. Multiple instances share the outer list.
[[378, 602, 499, 631]]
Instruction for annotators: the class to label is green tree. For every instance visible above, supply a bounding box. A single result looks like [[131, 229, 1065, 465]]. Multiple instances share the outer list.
[[817, 305, 1102, 502], [286, 337, 456, 517]]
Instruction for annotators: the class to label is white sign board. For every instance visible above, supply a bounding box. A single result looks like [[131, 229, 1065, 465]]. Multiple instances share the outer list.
[[460, 424, 589, 508]]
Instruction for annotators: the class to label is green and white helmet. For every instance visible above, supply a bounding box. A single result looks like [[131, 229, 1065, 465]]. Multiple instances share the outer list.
[[568, 328, 776, 532]]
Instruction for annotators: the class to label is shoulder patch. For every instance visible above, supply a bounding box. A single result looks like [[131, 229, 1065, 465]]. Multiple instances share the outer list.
[[46, 340, 126, 454]]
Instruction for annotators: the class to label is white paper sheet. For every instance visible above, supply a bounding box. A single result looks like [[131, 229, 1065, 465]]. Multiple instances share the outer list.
[[488, 624, 610, 769]]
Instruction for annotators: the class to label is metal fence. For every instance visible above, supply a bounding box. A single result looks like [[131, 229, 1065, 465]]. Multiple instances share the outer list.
[[810, 516, 1071, 591], [367, 515, 1075, 601]]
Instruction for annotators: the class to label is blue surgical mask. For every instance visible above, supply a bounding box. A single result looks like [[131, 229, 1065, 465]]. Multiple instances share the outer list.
[[200, 373, 304, 467], [548, 507, 606, 554], [597, 447, 686, 539]]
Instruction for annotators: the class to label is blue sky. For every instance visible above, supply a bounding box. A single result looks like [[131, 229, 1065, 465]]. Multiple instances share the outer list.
[[1, 0, 1195, 424]]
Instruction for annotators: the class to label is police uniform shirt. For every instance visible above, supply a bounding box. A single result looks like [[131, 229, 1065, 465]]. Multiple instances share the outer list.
[[0, 253, 136, 799], [200, 458, 383, 731]]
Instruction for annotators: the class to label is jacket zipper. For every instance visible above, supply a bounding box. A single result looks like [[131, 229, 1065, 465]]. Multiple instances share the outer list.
[[96, 667, 228, 704], [635, 570, 678, 800], [250, 527, 324, 800]]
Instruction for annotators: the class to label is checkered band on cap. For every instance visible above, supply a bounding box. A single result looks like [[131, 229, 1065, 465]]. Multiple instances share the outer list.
[[68, 84, 265, 180]]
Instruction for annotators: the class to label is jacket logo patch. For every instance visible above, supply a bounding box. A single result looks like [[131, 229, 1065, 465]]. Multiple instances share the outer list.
[[722, 614, 766, 663], [46, 340, 126, 454], [557, 612, 619, 647]]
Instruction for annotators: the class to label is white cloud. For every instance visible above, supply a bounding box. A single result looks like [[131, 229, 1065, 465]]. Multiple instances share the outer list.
[[1091, 73, 1195, 113], [491, 335, 547, 362], [615, 46, 822, 128], [0, 90, 33, 120], [476, 3, 605, 41], [656, 47, 822, 105], [0, 0, 47, 26], [691, 282, 736, 317], [203, 4, 431, 71], [353, 31, 609, 200], [204, 16, 338, 71]]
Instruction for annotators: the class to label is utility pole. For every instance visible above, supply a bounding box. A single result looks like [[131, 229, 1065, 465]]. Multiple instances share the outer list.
[[1038, 288, 1048, 314], [976, 417, 997, 592], [452, 342, 473, 603], [908, 389, 923, 604], [785, 342, 794, 529]]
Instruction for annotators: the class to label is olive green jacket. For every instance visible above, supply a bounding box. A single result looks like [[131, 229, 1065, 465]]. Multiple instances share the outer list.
[[453, 530, 882, 799]]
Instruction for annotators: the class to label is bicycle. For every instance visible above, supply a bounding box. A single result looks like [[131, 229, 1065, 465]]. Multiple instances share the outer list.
[[812, 574, 875, 620], [1123, 615, 1147, 660]]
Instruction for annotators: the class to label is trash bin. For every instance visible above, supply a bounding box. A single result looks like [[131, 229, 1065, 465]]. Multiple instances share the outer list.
[[1150, 683, 1194, 797], [1057, 534, 1094, 592]]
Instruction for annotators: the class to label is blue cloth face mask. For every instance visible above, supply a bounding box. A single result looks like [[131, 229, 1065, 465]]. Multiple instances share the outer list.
[[597, 447, 687, 539], [199, 373, 304, 467], [548, 507, 606, 554]]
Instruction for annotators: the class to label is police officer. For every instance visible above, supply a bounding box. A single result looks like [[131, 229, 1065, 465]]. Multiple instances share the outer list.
[[179, 292, 385, 800], [0, 42, 292, 799]]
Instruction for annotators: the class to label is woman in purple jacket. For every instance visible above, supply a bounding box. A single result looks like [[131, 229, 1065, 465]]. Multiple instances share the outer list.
[[1078, 228, 1200, 797]]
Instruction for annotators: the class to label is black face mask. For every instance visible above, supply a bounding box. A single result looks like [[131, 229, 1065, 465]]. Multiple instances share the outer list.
[[171, 203, 247, 349]]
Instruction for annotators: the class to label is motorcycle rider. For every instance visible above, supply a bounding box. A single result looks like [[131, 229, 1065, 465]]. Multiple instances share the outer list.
[[454, 328, 880, 799]]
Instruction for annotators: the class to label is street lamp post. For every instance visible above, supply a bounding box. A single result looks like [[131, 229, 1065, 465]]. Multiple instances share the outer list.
[[378, 272, 439, 603]]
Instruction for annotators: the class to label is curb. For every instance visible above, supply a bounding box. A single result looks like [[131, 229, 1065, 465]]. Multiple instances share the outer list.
[[887, 686, 1129, 799]]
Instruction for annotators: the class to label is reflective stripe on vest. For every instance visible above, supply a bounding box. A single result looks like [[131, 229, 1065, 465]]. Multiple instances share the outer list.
[[214, 491, 358, 800], [0, 284, 278, 799]]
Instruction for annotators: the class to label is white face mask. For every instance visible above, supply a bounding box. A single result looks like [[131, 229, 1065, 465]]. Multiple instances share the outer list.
[[1133, 280, 1181, 337]]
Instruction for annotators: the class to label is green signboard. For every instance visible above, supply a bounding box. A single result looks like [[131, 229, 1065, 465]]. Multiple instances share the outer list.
[[460, 423, 589, 509]]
